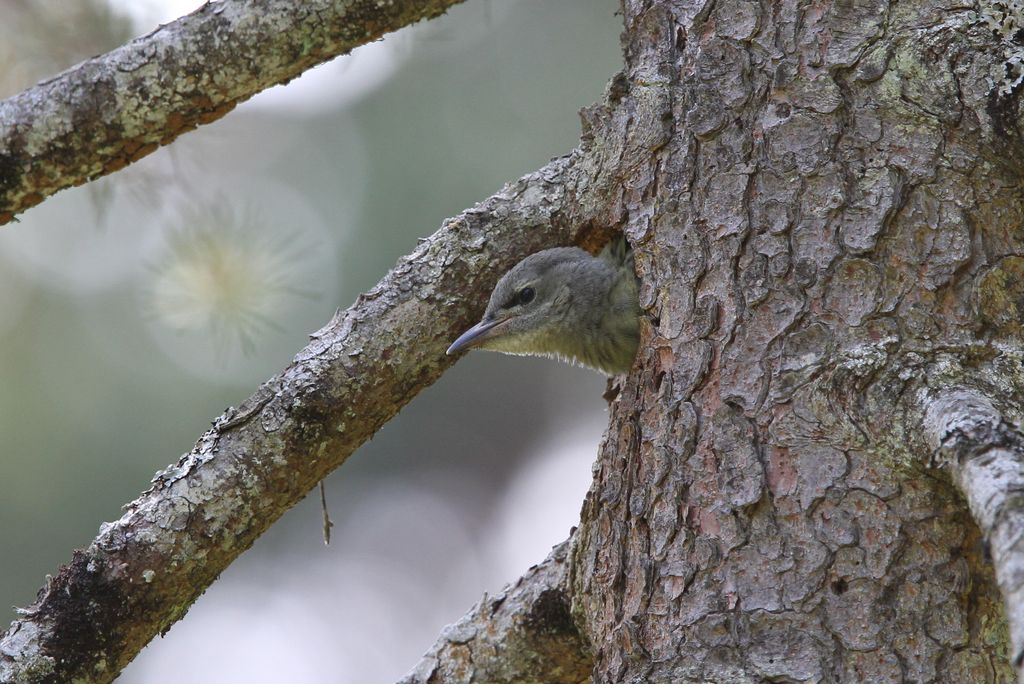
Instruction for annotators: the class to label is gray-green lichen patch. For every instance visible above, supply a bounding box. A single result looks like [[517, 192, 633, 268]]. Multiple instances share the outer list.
[[980, 0, 1024, 95], [975, 255, 1024, 339]]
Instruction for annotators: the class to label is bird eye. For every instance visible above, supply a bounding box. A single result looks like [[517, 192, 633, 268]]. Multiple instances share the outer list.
[[518, 287, 535, 305]]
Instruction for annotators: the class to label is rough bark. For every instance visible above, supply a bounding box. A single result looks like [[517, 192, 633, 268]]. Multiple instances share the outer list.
[[0, 0, 467, 225], [399, 542, 592, 684], [565, 0, 1024, 682], [0, 157, 599, 684]]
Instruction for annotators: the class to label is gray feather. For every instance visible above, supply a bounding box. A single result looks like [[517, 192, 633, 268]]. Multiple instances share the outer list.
[[447, 237, 640, 375]]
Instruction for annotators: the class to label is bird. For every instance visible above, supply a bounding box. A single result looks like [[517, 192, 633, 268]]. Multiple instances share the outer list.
[[446, 237, 640, 375]]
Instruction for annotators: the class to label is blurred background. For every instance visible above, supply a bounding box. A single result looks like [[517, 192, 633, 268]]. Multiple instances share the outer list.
[[0, 0, 622, 681]]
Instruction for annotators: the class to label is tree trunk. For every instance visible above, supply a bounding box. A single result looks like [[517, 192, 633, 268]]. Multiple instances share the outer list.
[[568, 0, 1024, 681]]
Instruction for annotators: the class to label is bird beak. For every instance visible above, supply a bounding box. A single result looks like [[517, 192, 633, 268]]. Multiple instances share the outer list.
[[447, 316, 505, 355]]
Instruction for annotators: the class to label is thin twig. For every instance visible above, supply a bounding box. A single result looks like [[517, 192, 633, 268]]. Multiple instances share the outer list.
[[319, 479, 333, 545]]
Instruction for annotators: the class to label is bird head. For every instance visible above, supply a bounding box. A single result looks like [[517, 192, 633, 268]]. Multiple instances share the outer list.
[[446, 247, 590, 359]]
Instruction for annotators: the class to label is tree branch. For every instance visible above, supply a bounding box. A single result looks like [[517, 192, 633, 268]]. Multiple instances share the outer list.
[[924, 388, 1024, 672], [398, 541, 591, 684], [0, 0, 466, 225], [0, 156, 585, 684]]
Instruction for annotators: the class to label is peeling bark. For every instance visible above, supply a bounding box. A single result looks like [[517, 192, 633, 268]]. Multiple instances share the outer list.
[[0, 0, 468, 225], [0, 157, 598, 684], [398, 542, 592, 684]]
